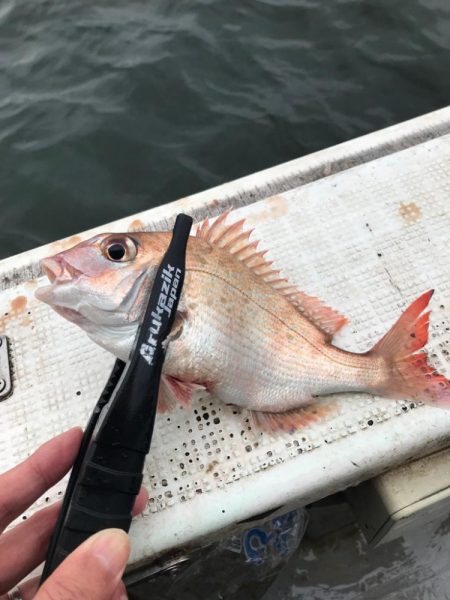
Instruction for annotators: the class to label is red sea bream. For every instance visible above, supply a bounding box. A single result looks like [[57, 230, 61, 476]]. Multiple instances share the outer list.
[[35, 212, 450, 431]]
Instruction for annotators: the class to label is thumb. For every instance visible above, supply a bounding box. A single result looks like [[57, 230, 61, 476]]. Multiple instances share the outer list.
[[35, 529, 130, 600]]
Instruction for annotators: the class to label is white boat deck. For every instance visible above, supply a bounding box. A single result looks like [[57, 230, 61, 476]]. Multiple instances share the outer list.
[[0, 107, 449, 575]]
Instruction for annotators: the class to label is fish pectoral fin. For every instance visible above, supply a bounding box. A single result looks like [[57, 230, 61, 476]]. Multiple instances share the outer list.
[[249, 402, 336, 433], [162, 308, 187, 351], [157, 374, 207, 413]]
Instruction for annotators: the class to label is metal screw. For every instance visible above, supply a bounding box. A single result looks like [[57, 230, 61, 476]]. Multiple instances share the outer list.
[[0, 379, 5, 394]]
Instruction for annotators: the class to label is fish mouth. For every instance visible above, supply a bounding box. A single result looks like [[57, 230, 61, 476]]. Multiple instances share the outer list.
[[41, 256, 83, 283], [42, 263, 57, 283], [34, 285, 84, 323], [53, 305, 86, 325], [34, 282, 86, 324], [36, 256, 85, 323]]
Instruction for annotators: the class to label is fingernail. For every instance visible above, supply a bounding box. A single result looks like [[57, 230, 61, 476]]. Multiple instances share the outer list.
[[65, 426, 83, 435], [85, 529, 130, 577]]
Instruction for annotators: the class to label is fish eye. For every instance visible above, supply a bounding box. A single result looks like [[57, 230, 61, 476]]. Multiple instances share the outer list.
[[101, 236, 137, 262], [107, 244, 126, 260]]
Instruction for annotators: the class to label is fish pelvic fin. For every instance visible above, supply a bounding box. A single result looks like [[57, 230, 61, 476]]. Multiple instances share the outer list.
[[195, 210, 347, 338], [249, 402, 337, 433], [370, 290, 450, 407], [157, 375, 207, 413]]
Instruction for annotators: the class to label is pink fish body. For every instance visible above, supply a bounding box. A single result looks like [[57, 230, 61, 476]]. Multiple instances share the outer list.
[[36, 213, 450, 431]]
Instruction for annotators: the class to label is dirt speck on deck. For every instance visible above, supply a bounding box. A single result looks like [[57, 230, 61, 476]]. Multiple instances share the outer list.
[[399, 202, 422, 225]]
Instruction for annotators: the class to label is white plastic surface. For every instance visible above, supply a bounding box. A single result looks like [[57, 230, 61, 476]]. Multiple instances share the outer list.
[[0, 108, 450, 571], [348, 448, 450, 546]]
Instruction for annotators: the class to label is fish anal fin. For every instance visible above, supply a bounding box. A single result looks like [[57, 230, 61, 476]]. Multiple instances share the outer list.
[[250, 402, 336, 433], [157, 375, 207, 413], [196, 211, 347, 338]]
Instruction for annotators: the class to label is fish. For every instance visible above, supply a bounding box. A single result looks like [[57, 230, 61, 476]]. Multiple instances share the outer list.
[[35, 212, 450, 431]]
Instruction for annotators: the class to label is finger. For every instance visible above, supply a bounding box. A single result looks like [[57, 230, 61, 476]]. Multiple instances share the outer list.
[[0, 427, 83, 532], [4, 575, 128, 600], [0, 503, 60, 594], [0, 486, 146, 594], [11, 577, 39, 600], [35, 529, 130, 600], [112, 581, 128, 600], [131, 486, 148, 517]]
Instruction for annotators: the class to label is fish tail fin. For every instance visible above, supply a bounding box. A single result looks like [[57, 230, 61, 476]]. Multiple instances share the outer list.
[[369, 290, 450, 407]]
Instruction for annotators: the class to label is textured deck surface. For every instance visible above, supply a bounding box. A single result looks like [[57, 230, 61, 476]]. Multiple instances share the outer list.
[[0, 108, 449, 571]]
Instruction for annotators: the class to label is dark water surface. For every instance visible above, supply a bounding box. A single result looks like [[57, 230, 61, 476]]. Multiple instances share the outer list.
[[1, 0, 449, 259]]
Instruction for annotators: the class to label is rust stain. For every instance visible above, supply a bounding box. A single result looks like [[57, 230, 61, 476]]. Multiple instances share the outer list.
[[48, 240, 64, 254], [67, 235, 82, 247], [246, 195, 289, 225], [49, 235, 82, 254], [267, 194, 288, 217], [128, 219, 145, 231], [24, 279, 38, 289], [399, 202, 422, 226], [11, 296, 28, 313], [206, 460, 219, 474]]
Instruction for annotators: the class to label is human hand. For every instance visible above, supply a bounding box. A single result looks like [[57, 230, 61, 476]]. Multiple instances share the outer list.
[[0, 427, 148, 599]]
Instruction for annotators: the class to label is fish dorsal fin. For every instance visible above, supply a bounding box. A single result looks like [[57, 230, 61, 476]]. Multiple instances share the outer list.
[[285, 290, 347, 338], [195, 211, 347, 338]]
